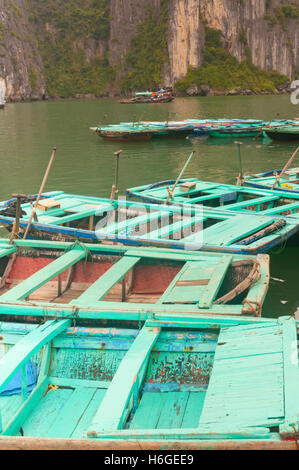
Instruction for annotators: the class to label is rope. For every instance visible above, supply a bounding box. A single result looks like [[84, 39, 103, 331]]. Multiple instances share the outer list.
[[242, 299, 263, 317], [63, 239, 94, 275], [238, 219, 286, 246]]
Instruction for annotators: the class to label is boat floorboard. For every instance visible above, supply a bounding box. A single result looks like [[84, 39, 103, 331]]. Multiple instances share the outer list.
[[130, 391, 206, 430], [199, 323, 284, 428], [21, 386, 107, 438]]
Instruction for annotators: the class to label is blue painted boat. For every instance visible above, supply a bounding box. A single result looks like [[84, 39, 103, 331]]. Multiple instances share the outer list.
[[0, 191, 297, 255], [0, 313, 298, 449], [127, 178, 299, 221], [244, 168, 299, 194]]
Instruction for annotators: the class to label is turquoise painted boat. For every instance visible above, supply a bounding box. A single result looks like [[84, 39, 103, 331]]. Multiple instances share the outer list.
[[244, 167, 299, 195], [204, 124, 265, 139], [0, 313, 298, 449], [0, 191, 298, 255], [90, 122, 194, 141], [127, 178, 299, 221], [0, 238, 269, 319], [263, 122, 299, 142]]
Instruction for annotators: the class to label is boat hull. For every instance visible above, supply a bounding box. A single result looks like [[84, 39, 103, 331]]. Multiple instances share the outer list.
[[265, 130, 299, 141], [0, 315, 297, 449], [100, 133, 153, 142]]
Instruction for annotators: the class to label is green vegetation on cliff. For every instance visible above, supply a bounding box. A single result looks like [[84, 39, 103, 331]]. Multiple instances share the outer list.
[[27, 0, 114, 97], [121, 0, 169, 91], [175, 27, 289, 93]]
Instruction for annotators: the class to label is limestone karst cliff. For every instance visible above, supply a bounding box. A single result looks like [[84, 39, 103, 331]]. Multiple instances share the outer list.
[[0, 0, 298, 101]]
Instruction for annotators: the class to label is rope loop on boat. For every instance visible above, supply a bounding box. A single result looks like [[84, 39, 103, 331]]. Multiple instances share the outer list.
[[63, 239, 94, 275], [242, 299, 263, 317], [62, 307, 80, 326]]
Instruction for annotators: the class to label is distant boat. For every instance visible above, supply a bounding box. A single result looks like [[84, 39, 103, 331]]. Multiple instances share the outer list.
[[264, 125, 299, 141], [90, 122, 194, 141], [192, 120, 266, 138], [263, 120, 299, 141], [120, 90, 174, 104]]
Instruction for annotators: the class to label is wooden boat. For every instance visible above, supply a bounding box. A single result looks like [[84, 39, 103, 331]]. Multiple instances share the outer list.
[[0, 191, 298, 255], [90, 126, 154, 142], [127, 178, 299, 220], [190, 120, 266, 138], [204, 125, 265, 139], [0, 238, 269, 319], [90, 122, 194, 141], [120, 90, 174, 104], [244, 168, 299, 195], [263, 123, 299, 141], [0, 312, 298, 449]]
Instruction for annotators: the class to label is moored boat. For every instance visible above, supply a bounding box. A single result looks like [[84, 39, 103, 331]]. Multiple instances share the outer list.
[[0, 313, 298, 449], [127, 178, 299, 221], [90, 122, 194, 141], [0, 238, 269, 319], [120, 90, 174, 104], [263, 121, 299, 141], [0, 191, 298, 254], [244, 167, 299, 194]]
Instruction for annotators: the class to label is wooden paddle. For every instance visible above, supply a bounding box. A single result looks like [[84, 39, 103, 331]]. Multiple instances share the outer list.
[[271, 146, 299, 189], [23, 147, 57, 239], [165, 150, 196, 204]]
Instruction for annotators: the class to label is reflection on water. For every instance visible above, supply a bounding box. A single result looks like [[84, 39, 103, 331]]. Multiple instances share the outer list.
[[0, 94, 298, 317]]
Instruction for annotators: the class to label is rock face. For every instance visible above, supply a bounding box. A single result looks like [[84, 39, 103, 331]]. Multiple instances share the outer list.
[[0, 0, 298, 101], [200, 0, 299, 80], [0, 0, 46, 102], [109, 0, 161, 68], [168, 0, 205, 83]]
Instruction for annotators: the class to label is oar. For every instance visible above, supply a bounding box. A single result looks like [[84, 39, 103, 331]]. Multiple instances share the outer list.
[[165, 150, 196, 204], [271, 146, 299, 189], [110, 150, 122, 200], [23, 147, 57, 239]]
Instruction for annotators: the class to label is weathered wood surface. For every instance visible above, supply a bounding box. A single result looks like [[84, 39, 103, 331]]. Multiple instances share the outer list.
[[0, 239, 270, 319], [0, 191, 298, 254], [0, 436, 296, 450], [0, 316, 298, 447], [199, 322, 285, 428]]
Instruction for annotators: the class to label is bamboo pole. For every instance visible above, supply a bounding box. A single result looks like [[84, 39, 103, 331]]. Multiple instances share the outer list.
[[9, 193, 26, 244], [165, 150, 195, 204], [23, 147, 57, 239], [271, 146, 299, 189], [110, 150, 122, 200], [234, 141, 244, 186]]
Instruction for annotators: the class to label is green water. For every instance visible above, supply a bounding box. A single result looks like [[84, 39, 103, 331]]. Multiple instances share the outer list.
[[0, 94, 298, 318]]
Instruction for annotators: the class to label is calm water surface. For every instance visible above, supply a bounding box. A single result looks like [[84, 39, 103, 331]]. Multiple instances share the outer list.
[[0, 95, 298, 318]]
